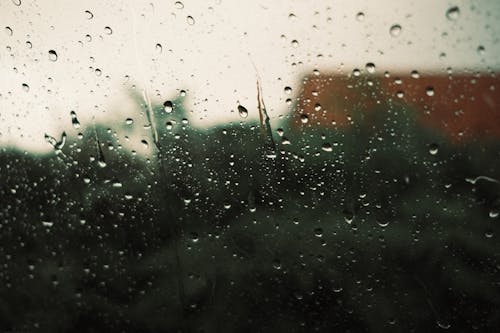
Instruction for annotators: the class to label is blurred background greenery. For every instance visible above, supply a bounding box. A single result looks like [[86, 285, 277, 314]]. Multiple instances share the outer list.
[[1, 72, 499, 332]]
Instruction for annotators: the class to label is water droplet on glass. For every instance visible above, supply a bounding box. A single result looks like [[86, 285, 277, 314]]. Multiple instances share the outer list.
[[314, 228, 323, 237], [389, 24, 402, 37], [429, 143, 439, 155], [238, 105, 248, 118], [352, 68, 361, 76], [437, 320, 451, 329], [5, 26, 13, 36], [26, 41, 32, 48], [365, 62, 376, 73], [186, 16, 195, 25], [321, 143, 333, 152], [104, 26, 112, 35], [163, 100, 173, 113], [48, 50, 58, 61], [489, 210, 499, 218], [70, 111, 80, 128], [291, 39, 299, 48], [11, 0, 21, 6], [95, 68, 102, 76], [125, 118, 133, 125], [446, 6, 460, 21], [314, 103, 322, 111], [426, 86, 435, 96], [411, 70, 420, 79], [180, 89, 187, 97], [284, 86, 292, 94], [300, 114, 309, 123], [141, 140, 149, 148], [85, 10, 93, 19], [477, 45, 485, 56], [156, 43, 162, 53], [21, 83, 29, 92], [175, 1, 184, 9], [356, 12, 365, 21], [165, 121, 173, 130]]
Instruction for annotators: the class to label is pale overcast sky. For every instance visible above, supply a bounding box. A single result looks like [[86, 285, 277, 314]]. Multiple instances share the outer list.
[[1, 0, 499, 152]]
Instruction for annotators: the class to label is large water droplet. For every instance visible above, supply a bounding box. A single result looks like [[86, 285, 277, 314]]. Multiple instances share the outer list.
[[365, 62, 376, 73], [163, 100, 173, 113], [284, 86, 292, 94], [156, 43, 162, 53], [446, 6, 460, 21], [85, 10, 93, 19], [389, 24, 402, 37], [321, 143, 333, 152], [426, 86, 435, 96], [238, 105, 248, 118], [48, 50, 58, 61], [356, 12, 365, 22], [70, 111, 80, 128], [300, 114, 309, 123], [429, 143, 439, 155], [186, 16, 195, 25], [174, 1, 184, 9]]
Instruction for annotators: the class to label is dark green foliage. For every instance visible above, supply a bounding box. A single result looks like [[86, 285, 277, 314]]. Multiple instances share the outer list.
[[0, 93, 499, 332]]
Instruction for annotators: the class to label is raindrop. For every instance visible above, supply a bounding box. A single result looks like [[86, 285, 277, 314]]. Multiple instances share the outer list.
[[352, 68, 361, 76], [446, 6, 460, 21], [165, 121, 173, 130], [156, 43, 162, 53], [356, 12, 365, 21], [284, 86, 292, 94], [48, 50, 58, 61], [174, 1, 184, 9], [300, 114, 309, 123], [70, 111, 80, 128], [5, 26, 13, 36], [95, 68, 102, 76], [291, 39, 299, 47], [11, 0, 21, 6], [321, 143, 333, 152], [85, 10, 93, 19], [426, 86, 435, 96], [365, 62, 376, 73], [141, 140, 149, 148], [21, 83, 29, 92], [429, 143, 439, 155], [389, 24, 402, 37], [437, 320, 451, 329], [411, 70, 420, 79], [186, 16, 195, 25], [238, 104, 248, 118], [314, 103, 322, 111], [163, 100, 173, 113], [396, 91, 404, 98], [489, 210, 499, 218], [104, 26, 112, 35], [180, 89, 187, 96], [125, 118, 133, 125], [477, 45, 485, 56], [314, 228, 323, 237], [26, 41, 32, 48]]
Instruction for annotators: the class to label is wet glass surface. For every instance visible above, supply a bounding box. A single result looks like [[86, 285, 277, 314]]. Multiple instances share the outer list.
[[1, 0, 500, 332]]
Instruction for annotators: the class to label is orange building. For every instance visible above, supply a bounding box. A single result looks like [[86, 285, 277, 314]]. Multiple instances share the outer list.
[[290, 71, 500, 142]]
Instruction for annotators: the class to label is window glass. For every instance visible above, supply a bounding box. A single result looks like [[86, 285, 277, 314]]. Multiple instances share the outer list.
[[1, 0, 499, 331]]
